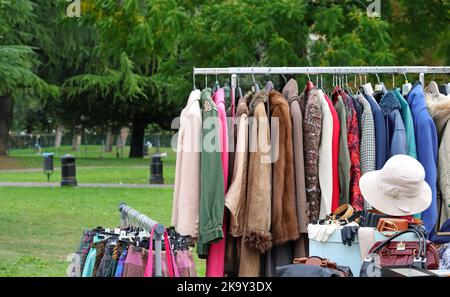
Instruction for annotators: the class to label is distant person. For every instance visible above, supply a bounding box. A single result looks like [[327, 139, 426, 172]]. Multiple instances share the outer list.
[[35, 139, 41, 154]]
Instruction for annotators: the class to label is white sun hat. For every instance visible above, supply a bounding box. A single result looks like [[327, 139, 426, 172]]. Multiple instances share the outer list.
[[359, 154, 432, 216]]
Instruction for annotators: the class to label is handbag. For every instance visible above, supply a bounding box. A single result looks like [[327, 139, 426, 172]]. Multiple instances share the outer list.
[[360, 229, 439, 277], [144, 226, 179, 277]]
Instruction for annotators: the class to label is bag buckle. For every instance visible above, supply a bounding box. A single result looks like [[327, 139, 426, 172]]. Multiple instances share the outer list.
[[396, 241, 406, 251]]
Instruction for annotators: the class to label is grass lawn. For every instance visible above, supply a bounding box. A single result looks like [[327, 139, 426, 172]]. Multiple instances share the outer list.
[[0, 187, 206, 277], [0, 146, 176, 184]]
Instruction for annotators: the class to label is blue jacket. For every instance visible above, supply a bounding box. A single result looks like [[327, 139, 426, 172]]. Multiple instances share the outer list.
[[379, 91, 407, 158], [394, 89, 417, 159], [407, 82, 438, 234], [364, 94, 387, 169]]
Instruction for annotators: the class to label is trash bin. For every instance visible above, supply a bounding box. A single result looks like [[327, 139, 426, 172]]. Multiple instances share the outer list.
[[61, 154, 77, 186], [149, 153, 164, 184], [43, 153, 54, 182]]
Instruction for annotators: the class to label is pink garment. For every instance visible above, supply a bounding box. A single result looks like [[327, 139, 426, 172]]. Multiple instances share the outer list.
[[206, 88, 229, 277], [324, 94, 341, 212]]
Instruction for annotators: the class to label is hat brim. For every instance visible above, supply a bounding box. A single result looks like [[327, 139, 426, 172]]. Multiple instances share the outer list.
[[359, 171, 432, 216]]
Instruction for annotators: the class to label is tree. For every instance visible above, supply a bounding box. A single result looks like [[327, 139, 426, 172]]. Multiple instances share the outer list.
[[0, 0, 58, 155], [67, 0, 187, 158]]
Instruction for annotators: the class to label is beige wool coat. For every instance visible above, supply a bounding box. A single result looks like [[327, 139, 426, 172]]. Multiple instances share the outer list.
[[172, 90, 202, 238], [239, 90, 272, 277], [225, 93, 251, 237]]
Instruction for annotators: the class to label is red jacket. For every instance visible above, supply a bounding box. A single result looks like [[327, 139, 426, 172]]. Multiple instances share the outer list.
[[324, 94, 341, 212]]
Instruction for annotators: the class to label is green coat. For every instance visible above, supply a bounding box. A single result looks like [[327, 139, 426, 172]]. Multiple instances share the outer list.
[[197, 88, 225, 258], [333, 95, 351, 206], [394, 89, 417, 159]]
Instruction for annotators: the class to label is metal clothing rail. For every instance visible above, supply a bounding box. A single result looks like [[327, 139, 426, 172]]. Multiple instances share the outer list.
[[119, 202, 165, 277], [193, 66, 450, 75]]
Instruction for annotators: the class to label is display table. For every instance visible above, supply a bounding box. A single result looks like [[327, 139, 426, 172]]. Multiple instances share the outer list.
[[309, 229, 418, 276]]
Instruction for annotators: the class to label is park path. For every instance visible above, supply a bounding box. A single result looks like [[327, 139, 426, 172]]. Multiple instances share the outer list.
[[0, 165, 149, 173], [0, 181, 174, 188]]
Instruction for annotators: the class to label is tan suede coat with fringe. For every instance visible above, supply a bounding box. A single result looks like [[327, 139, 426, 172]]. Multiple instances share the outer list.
[[239, 90, 272, 277]]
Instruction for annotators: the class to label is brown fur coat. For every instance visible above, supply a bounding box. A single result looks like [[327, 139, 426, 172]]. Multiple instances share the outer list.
[[269, 90, 300, 245]]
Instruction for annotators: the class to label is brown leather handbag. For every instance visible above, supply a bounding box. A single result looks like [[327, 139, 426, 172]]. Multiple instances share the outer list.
[[293, 256, 337, 269], [360, 229, 439, 277]]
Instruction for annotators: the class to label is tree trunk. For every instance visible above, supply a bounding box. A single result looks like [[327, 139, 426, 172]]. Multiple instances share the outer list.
[[129, 115, 147, 158], [116, 127, 129, 148], [105, 130, 114, 152], [54, 125, 64, 147], [72, 126, 82, 151], [0, 94, 13, 156]]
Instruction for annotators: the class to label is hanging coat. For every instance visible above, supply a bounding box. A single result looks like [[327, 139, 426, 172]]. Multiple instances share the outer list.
[[364, 93, 387, 169], [379, 91, 407, 158], [394, 89, 417, 159], [332, 94, 351, 207], [426, 91, 450, 227], [224, 93, 251, 276], [269, 90, 300, 244], [358, 94, 376, 176], [324, 94, 340, 213], [206, 88, 229, 277], [302, 88, 322, 222], [282, 79, 309, 257], [239, 90, 272, 277], [357, 94, 376, 210], [172, 90, 202, 238], [318, 90, 334, 218], [225, 92, 251, 237], [407, 82, 438, 234], [339, 89, 364, 211], [197, 89, 225, 259]]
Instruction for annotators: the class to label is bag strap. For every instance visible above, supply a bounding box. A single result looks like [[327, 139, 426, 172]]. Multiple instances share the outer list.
[[143, 225, 158, 277], [163, 230, 179, 277]]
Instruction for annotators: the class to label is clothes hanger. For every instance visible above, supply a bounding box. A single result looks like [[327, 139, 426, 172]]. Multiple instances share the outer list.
[[193, 68, 197, 91], [306, 67, 314, 89], [265, 67, 274, 91], [213, 69, 220, 92], [204, 70, 208, 89], [236, 73, 243, 100], [374, 71, 383, 92], [251, 68, 260, 92], [402, 73, 412, 96], [281, 74, 287, 85], [346, 75, 356, 96]]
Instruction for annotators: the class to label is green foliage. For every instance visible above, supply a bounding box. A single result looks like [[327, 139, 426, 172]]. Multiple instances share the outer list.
[[310, 4, 394, 66]]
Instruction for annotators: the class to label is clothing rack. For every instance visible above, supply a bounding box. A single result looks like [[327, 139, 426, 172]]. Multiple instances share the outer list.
[[118, 202, 165, 277], [193, 66, 449, 75], [193, 66, 450, 89]]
